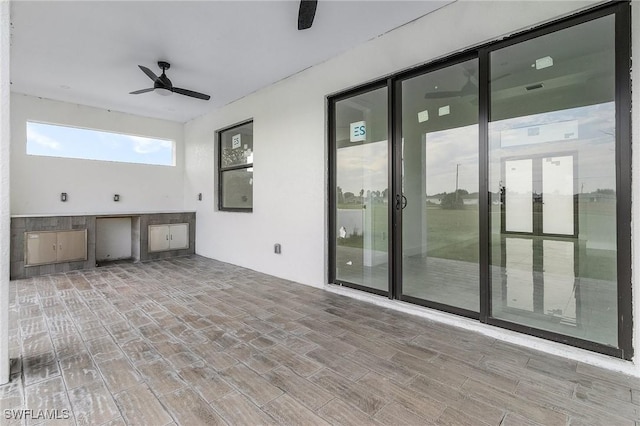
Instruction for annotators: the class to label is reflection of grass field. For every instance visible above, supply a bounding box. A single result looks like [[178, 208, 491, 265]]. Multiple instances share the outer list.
[[336, 202, 617, 281], [337, 204, 480, 261], [424, 206, 478, 262], [338, 204, 367, 210], [580, 249, 615, 281]]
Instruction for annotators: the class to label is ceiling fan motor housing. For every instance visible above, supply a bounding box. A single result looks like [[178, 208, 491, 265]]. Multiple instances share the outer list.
[[155, 75, 172, 90]]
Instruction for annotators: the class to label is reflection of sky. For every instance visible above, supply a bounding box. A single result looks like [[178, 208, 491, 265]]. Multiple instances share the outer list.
[[336, 125, 479, 196], [337, 140, 388, 194], [336, 102, 616, 196], [26, 122, 174, 166], [424, 124, 478, 195], [489, 102, 616, 193]]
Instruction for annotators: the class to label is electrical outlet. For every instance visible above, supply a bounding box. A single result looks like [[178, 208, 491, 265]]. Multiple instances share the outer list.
[[274, 243, 281, 254]]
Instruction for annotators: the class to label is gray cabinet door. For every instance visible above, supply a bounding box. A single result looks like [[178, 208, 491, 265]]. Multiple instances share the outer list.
[[169, 223, 189, 250], [148, 225, 170, 252], [57, 230, 87, 262], [148, 223, 189, 252], [25, 232, 58, 266]]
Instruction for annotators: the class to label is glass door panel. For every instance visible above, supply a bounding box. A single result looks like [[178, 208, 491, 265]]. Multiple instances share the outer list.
[[334, 87, 389, 292], [489, 14, 618, 346], [400, 59, 479, 312]]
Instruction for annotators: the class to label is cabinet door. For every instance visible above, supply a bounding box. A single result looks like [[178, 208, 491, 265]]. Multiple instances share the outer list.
[[148, 225, 170, 252], [57, 230, 87, 262], [25, 232, 58, 266], [169, 223, 189, 250]]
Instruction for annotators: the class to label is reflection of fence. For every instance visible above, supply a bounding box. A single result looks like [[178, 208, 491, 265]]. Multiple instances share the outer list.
[[337, 208, 386, 267], [426, 198, 479, 206], [337, 209, 363, 237]]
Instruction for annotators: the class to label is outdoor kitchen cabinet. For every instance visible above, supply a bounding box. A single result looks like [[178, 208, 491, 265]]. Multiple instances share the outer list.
[[25, 229, 87, 266], [148, 223, 189, 252]]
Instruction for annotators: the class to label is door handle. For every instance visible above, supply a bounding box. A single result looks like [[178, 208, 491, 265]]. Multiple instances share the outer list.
[[395, 194, 408, 210]]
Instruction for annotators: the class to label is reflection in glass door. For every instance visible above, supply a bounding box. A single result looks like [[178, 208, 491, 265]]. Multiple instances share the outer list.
[[504, 159, 533, 233], [400, 59, 479, 313], [542, 156, 574, 235], [499, 154, 578, 326], [333, 86, 389, 293], [489, 14, 618, 347], [502, 155, 576, 236]]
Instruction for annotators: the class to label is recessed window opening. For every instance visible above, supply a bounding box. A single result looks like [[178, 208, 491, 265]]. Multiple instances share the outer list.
[[26, 121, 175, 166], [218, 120, 254, 212]]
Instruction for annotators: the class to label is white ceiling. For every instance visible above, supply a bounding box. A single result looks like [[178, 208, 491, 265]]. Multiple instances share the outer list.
[[10, 1, 452, 123]]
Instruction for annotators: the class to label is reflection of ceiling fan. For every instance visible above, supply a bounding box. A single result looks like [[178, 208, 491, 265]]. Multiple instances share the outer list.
[[424, 70, 477, 99], [424, 70, 510, 99], [298, 0, 318, 30], [129, 61, 211, 101]]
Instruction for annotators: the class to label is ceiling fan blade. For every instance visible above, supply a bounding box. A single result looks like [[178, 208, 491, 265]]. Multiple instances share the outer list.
[[173, 87, 211, 101], [491, 72, 511, 82], [459, 79, 478, 95], [424, 90, 462, 99], [138, 65, 159, 82], [129, 88, 154, 94], [298, 0, 317, 30]]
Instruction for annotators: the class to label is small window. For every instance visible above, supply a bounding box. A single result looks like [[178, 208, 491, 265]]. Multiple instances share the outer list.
[[26, 121, 175, 166], [218, 120, 253, 211]]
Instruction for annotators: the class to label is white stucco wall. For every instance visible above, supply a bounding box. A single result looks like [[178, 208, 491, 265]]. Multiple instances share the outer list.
[[184, 0, 640, 372], [10, 94, 185, 216], [0, 0, 10, 385]]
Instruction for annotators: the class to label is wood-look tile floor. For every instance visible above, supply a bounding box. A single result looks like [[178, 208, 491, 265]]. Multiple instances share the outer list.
[[2, 255, 639, 425]]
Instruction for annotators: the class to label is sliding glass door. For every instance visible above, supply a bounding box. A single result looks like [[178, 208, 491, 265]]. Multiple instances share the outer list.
[[329, 3, 630, 358], [488, 13, 621, 347], [331, 85, 389, 294], [399, 58, 479, 314]]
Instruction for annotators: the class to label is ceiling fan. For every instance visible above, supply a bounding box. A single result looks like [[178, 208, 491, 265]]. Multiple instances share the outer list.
[[298, 0, 318, 30], [129, 61, 210, 101]]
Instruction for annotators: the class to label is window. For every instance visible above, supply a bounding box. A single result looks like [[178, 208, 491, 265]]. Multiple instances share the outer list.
[[26, 121, 175, 166], [218, 120, 253, 211]]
